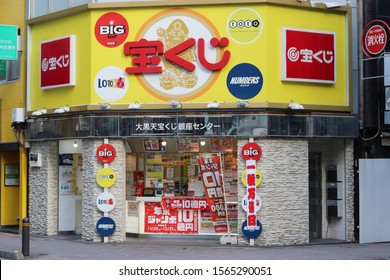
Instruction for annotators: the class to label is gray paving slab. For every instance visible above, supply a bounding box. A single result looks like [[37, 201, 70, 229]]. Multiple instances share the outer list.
[[1, 232, 390, 260]]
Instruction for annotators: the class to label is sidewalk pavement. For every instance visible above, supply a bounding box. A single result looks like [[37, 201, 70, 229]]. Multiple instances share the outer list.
[[1, 231, 390, 260]]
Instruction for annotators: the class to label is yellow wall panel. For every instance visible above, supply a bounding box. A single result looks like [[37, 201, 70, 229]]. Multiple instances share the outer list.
[[29, 3, 350, 111], [29, 12, 92, 110]]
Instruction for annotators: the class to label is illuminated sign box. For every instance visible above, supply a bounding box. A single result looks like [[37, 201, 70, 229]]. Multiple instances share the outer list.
[[0, 25, 18, 60], [29, 4, 350, 111], [40, 35, 75, 89], [282, 28, 336, 84]]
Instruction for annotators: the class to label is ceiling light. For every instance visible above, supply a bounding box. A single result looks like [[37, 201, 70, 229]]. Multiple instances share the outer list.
[[236, 100, 249, 108], [31, 108, 47, 116], [288, 101, 304, 110], [73, 140, 78, 148], [161, 140, 167, 146], [200, 140, 206, 146], [169, 100, 182, 109], [98, 103, 111, 110], [207, 101, 220, 108], [128, 102, 141, 109], [54, 105, 70, 113]]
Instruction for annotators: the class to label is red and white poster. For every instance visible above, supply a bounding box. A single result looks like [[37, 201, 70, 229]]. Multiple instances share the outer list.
[[282, 28, 335, 84], [197, 155, 228, 233], [199, 210, 214, 233], [144, 202, 198, 234], [40, 35, 75, 89], [161, 197, 208, 210], [143, 138, 166, 152]]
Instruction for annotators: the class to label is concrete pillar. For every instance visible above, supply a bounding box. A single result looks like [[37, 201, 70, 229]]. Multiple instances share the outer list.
[[81, 139, 126, 242], [29, 141, 59, 236], [237, 138, 309, 246]]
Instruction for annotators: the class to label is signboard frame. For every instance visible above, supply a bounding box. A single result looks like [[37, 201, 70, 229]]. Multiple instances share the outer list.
[[0, 25, 18, 60], [40, 35, 76, 89], [281, 28, 336, 84]]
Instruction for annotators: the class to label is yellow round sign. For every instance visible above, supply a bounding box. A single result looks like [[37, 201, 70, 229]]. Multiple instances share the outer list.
[[241, 169, 262, 187], [96, 167, 116, 188], [227, 8, 263, 45]]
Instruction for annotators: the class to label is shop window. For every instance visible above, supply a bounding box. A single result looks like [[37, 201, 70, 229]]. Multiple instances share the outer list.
[[378, 0, 390, 19], [0, 52, 21, 84], [31, 0, 49, 18], [126, 138, 239, 234]]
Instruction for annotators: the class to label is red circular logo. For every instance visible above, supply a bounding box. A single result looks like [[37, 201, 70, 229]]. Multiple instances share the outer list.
[[96, 143, 117, 164], [241, 142, 262, 161], [365, 25, 387, 55], [94, 12, 129, 48]]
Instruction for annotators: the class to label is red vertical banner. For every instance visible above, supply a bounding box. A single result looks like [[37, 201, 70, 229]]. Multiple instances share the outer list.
[[241, 142, 263, 239], [133, 171, 144, 197], [197, 155, 228, 233]]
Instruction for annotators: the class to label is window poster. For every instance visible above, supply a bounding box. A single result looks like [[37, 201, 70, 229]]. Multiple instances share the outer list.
[[59, 154, 74, 194], [4, 164, 19, 186], [166, 166, 174, 179], [127, 201, 139, 217], [145, 202, 198, 234], [177, 137, 199, 152], [58, 154, 82, 194], [210, 138, 233, 152], [199, 210, 214, 233], [143, 138, 166, 152]]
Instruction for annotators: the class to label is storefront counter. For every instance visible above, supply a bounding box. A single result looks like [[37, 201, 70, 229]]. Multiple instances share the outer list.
[[128, 196, 162, 202], [125, 196, 161, 235], [125, 196, 238, 235]]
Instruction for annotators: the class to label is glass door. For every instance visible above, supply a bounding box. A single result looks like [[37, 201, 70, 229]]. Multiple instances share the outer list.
[[309, 152, 322, 239]]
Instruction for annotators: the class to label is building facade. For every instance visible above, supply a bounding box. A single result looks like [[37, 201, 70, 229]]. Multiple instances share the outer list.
[[24, 0, 357, 246], [0, 0, 28, 232], [357, 0, 390, 243]]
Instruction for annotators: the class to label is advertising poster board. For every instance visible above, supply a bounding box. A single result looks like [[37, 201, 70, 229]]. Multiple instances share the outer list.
[[197, 154, 228, 233], [144, 202, 198, 234]]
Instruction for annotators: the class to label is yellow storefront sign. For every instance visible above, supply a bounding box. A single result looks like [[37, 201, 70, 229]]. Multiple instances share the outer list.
[[28, 2, 351, 111]]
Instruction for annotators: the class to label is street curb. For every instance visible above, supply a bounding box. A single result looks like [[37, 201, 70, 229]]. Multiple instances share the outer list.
[[0, 250, 24, 260]]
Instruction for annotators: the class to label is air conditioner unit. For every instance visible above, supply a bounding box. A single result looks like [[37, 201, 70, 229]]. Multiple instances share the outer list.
[[12, 108, 25, 124]]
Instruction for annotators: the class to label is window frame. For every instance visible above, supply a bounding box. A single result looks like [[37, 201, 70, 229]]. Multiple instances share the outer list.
[[0, 51, 21, 84]]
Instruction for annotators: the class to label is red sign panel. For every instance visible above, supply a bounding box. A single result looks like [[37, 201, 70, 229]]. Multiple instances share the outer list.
[[361, 19, 390, 58], [365, 25, 387, 55], [94, 12, 129, 48], [124, 37, 230, 74], [144, 202, 198, 234], [40, 36, 75, 89], [96, 143, 117, 164], [282, 28, 335, 84], [241, 142, 262, 161], [161, 197, 208, 210], [197, 155, 228, 233]]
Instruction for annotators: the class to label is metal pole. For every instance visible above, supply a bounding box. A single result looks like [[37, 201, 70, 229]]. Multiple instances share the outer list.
[[22, 217, 30, 257]]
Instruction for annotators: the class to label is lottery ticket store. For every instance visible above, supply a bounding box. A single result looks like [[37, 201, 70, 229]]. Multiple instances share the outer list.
[[25, 1, 356, 245], [125, 137, 239, 237]]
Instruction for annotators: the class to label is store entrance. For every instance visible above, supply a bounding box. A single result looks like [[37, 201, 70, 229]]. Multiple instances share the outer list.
[[58, 140, 83, 234], [309, 152, 322, 239]]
